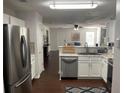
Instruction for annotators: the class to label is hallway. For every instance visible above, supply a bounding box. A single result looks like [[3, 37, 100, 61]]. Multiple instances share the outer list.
[[32, 51, 106, 93]]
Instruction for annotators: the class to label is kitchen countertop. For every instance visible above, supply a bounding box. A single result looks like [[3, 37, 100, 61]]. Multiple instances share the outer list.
[[59, 52, 114, 66], [59, 46, 85, 48], [58, 46, 107, 48], [59, 53, 102, 57], [101, 53, 114, 59], [59, 52, 114, 59], [59, 46, 102, 48]]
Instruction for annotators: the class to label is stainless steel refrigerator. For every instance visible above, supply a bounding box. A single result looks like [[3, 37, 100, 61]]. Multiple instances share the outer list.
[[3, 24, 32, 93]]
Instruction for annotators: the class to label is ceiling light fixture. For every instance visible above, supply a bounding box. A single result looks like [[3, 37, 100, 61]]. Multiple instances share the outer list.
[[49, 3, 98, 9], [74, 25, 79, 30]]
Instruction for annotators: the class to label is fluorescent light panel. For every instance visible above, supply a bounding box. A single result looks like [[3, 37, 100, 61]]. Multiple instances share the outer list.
[[49, 3, 98, 9]]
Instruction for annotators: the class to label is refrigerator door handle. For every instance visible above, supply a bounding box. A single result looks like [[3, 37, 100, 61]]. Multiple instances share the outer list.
[[15, 75, 30, 88], [20, 35, 27, 67]]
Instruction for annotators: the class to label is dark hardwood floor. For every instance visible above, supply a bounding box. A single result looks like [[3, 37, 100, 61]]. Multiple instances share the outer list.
[[32, 51, 106, 93]]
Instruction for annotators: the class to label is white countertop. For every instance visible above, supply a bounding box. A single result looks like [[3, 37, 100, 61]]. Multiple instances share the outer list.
[[59, 46, 84, 48], [59, 52, 114, 59], [59, 53, 78, 56], [59, 53, 102, 56], [58, 46, 107, 48], [102, 53, 114, 59], [58, 46, 100, 48]]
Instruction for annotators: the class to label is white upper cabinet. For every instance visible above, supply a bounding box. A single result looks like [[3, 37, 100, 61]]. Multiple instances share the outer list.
[[3, 14, 10, 24]]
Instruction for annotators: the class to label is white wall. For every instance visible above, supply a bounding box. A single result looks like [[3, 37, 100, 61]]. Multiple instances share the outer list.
[[50, 27, 101, 51], [3, 8, 16, 17], [16, 11, 44, 78], [16, 11, 37, 42], [50, 30, 58, 51], [112, 0, 120, 92], [3, 5, 17, 17]]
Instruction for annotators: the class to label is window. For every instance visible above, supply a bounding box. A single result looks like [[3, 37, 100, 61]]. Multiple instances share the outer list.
[[86, 32, 95, 47]]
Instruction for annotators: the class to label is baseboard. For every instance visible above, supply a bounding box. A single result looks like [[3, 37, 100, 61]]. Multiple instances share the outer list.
[[78, 77, 102, 79], [34, 74, 40, 79]]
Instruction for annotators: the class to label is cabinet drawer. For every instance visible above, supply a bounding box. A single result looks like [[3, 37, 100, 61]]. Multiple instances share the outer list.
[[78, 56, 90, 61], [91, 56, 101, 61]]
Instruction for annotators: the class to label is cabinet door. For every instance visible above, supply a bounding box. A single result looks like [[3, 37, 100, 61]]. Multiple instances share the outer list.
[[10, 16, 25, 27], [78, 62, 89, 77], [90, 62, 102, 77], [37, 50, 44, 70], [31, 55, 36, 79], [31, 61, 35, 79], [3, 14, 10, 24], [102, 61, 108, 82]]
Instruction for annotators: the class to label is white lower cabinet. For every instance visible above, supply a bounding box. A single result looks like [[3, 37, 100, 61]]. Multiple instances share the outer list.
[[31, 55, 36, 79], [102, 60, 108, 82], [31, 62, 35, 79], [78, 56, 102, 78], [90, 62, 102, 77], [78, 61, 89, 77], [78, 56, 108, 83]]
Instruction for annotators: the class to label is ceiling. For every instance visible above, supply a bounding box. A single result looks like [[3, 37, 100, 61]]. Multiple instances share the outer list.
[[4, 0, 116, 27]]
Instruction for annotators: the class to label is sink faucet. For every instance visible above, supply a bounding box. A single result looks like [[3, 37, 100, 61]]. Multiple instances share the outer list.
[[84, 42, 89, 53]]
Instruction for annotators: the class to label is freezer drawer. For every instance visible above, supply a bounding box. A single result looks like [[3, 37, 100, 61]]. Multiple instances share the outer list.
[[8, 75, 32, 93]]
